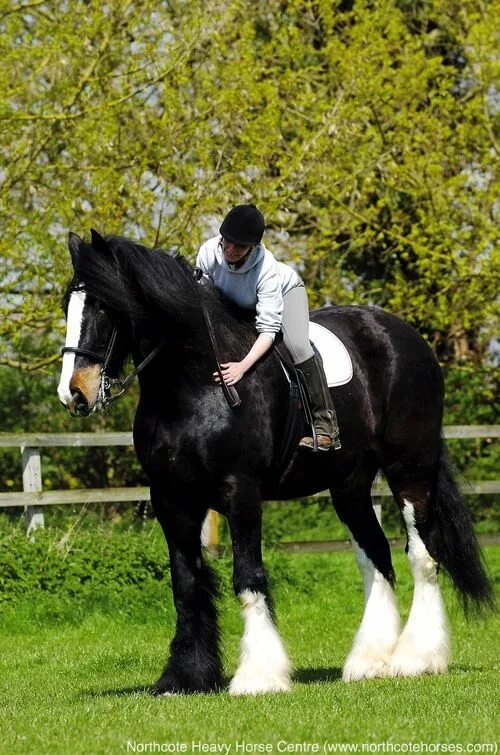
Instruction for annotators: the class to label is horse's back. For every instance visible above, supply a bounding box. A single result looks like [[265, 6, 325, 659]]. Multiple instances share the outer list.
[[311, 305, 444, 455], [312, 304, 436, 360]]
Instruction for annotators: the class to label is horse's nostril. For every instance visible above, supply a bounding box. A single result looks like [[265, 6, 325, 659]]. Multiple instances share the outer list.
[[71, 389, 90, 416]]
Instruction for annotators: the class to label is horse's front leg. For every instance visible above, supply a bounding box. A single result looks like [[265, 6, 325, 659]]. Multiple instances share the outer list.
[[151, 486, 222, 695], [224, 473, 291, 695]]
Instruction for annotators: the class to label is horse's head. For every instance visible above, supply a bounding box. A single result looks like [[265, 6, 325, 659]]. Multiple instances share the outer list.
[[58, 230, 127, 417]]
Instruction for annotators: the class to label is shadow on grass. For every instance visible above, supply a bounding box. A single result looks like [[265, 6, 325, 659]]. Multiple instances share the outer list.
[[81, 669, 344, 698], [82, 685, 152, 698], [83, 684, 225, 698], [449, 664, 487, 674], [293, 667, 342, 683], [293, 666, 487, 683]]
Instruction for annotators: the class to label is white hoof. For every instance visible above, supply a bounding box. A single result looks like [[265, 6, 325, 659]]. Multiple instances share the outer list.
[[343, 648, 393, 681], [388, 637, 449, 677], [229, 668, 291, 696]]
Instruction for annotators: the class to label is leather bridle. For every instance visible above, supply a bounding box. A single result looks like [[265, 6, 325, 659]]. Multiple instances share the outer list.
[[62, 274, 240, 410], [61, 328, 119, 370], [61, 294, 164, 407]]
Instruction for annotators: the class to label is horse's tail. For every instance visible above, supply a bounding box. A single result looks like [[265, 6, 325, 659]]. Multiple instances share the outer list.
[[429, 440, 494, 614]]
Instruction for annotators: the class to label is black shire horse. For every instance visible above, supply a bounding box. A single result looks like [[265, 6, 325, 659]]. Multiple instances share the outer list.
[[58, 231, 492, 695]]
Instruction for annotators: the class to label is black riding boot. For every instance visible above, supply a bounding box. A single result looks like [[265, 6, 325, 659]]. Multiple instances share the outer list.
[[296, 355, 341, 451]]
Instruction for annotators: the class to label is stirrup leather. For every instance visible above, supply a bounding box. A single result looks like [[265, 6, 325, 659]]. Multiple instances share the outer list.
[[295, 355, 342, 452]]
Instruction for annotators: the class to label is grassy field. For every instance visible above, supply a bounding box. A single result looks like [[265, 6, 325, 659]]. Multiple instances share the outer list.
[[0, 545, 498, 755]]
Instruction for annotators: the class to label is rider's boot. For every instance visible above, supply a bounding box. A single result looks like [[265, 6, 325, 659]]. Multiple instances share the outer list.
[[297, 355, 341, 451]]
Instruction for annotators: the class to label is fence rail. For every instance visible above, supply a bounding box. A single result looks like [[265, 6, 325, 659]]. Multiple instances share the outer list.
[[2, 479, 500, 511], [0, 428, 498, 539], [1, 425, 499, 448]]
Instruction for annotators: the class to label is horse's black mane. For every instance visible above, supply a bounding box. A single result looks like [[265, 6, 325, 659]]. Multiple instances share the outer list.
[[69, 234, 256, 355]]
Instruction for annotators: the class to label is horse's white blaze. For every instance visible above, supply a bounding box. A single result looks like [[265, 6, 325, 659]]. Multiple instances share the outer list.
[[57, 290, 86, 406], [229, 590, 291, 695], [389, 500, 450, 676], [343, 542, 401, 682]]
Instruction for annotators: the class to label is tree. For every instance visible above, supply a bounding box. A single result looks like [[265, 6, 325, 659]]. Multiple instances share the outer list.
[[0, 0, 497, 372]]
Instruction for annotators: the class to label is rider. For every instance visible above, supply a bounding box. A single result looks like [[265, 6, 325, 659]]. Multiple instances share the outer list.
[[196, 204, 341, 451]]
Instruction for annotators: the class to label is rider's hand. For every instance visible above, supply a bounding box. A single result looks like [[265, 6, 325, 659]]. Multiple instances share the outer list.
[[213, 362, 246, 387]]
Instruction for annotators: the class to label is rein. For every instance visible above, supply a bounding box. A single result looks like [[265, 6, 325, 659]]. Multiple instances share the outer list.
[[61, 329, 165, 407], [101, 338, 166, 406], [193, 268, 241, 409]]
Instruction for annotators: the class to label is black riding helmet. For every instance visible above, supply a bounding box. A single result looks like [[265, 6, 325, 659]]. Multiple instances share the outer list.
[[219, 204, 265, 246]]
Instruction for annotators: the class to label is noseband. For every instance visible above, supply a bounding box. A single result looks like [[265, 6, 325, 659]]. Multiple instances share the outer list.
[[61, 327, 164, 407], [61, 327, 120, 406]]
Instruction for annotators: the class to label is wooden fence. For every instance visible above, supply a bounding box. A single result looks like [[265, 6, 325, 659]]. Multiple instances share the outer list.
[[0, 427, 499, 546]]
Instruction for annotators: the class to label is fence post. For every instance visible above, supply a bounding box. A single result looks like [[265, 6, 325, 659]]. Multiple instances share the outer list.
[[201, 509, 219, 555], [21, 446, 44, 536]]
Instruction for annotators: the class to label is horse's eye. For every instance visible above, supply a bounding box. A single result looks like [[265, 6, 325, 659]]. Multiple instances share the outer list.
[[96, 309, 110, 324]]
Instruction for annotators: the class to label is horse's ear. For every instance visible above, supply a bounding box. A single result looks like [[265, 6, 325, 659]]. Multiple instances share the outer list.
[[68, 232, 82, 268], [90, 228, 111, 255]]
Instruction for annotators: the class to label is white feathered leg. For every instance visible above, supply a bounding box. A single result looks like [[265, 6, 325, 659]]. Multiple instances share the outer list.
[[229, 590, 291, 695], [343, 542, 401, 681], [389, 500, 450, 676]]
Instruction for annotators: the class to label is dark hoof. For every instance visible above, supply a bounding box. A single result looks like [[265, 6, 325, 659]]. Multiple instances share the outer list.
[[152, 670, 222, 696], [152, 675, 181, 696]]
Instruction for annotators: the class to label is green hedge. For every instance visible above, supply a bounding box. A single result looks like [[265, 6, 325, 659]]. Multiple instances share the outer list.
[[0, 525, 170, 607]]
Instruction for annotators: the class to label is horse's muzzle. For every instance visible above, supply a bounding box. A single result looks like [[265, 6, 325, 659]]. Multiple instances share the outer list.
[[68, 389, 92, 417]]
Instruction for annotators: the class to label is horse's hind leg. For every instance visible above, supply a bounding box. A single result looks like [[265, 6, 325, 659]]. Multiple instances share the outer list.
[[224, 473, 291, 695], [385, 473, 450, 677], [331, 481, 401, 681]]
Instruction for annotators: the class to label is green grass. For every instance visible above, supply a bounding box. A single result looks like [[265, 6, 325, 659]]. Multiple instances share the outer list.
[[0, 547, 498, 755]]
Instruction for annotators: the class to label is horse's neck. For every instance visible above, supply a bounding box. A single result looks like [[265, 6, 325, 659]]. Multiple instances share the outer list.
[[132, 330, 212, 394], [128, 290, 261, 395]]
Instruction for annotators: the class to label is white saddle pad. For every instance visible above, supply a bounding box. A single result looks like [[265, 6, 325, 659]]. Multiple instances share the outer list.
[[309, 321, 353, 387]]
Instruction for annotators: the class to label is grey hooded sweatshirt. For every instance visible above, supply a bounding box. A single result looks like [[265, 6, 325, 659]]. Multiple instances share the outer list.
[[196, 236, 301, 340]]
